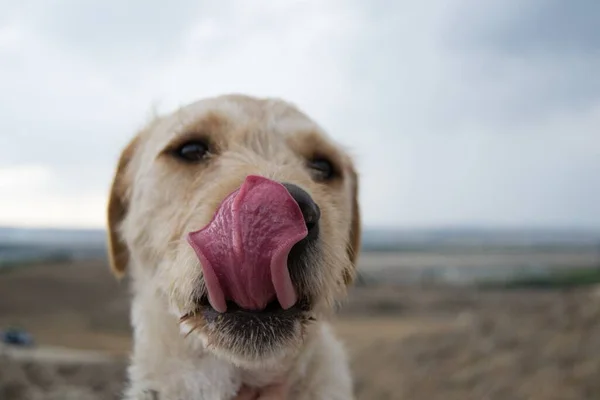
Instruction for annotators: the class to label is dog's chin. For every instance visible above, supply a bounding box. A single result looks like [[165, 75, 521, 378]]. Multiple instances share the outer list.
[[181, 296, 315, 368]]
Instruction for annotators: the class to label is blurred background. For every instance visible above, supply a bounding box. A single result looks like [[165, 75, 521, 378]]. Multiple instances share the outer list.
[[1, 1, 599, 399]]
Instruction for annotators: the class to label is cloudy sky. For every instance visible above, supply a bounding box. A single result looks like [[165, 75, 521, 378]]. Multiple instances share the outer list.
[[1, 0, 599, 229]]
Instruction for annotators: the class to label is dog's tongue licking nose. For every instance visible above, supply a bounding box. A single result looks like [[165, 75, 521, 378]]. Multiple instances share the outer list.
[[187, 175, 308, 313]]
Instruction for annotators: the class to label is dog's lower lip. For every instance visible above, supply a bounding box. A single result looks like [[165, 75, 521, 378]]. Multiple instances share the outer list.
[[191, 296, 311, 316]]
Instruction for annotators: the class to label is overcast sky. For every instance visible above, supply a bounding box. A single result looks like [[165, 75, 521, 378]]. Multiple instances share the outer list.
[[1, 0, 599, 229]]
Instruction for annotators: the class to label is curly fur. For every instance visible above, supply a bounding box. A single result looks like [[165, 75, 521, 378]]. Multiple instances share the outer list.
[[106, 94, 361, 399]]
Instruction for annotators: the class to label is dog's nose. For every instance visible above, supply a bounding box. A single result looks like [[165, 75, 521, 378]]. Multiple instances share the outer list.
[[281, 183, 320, 233]]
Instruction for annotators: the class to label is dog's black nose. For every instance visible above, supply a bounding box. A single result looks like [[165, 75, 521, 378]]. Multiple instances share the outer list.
[[282, 183, 320, 233]]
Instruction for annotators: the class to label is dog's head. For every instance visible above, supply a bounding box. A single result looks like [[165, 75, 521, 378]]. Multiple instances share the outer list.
[[107, 94, 360, 367]]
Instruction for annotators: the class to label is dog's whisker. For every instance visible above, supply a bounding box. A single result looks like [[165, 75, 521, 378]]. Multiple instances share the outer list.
[[166, 236, 189, 247], [179, 314, 191, 324], [184, 321, 204, 339], [180, 307, 202, 324]]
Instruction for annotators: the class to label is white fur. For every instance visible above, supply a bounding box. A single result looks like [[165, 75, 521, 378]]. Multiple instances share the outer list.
[[109, 94, 359, 399]]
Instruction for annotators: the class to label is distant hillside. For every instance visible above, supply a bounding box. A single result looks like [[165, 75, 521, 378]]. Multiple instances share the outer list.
[[0, 227, 106, 267], [2, 225, 600, 289], [0, 227, 106, 246], [361, 227, 600, 251], [0, 227, 600, 258]]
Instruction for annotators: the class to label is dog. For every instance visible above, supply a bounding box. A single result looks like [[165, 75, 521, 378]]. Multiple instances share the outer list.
[[106, 94, 361, 399]]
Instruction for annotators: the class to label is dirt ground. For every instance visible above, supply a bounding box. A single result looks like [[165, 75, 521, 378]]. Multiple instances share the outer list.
[[1, 260, 600, 400]]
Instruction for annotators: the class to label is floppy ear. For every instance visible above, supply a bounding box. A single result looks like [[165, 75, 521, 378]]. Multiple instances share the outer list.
[[107, 137, 138, 278], [343, 166, 362, 285]]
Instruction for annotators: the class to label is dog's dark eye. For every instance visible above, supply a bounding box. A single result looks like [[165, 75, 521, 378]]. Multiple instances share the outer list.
[[174, 141, 210, 163], [308, 158, 336, 181]]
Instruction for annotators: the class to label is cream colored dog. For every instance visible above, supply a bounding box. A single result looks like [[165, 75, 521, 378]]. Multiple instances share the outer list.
[[107, 94, 361, 399]]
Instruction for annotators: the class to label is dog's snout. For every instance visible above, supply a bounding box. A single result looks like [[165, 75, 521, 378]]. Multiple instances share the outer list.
[[282, 183, 320, 232]]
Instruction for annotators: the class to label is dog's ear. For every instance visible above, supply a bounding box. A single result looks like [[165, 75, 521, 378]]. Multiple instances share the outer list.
[[107, 136, 138, 278], [343, 166, 361, 285]]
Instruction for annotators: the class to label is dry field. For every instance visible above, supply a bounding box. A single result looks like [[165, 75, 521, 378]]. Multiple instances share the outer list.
[[1, 259, 600, 399]]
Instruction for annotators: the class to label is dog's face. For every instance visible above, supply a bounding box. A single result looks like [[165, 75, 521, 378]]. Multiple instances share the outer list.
[[107, 94, 360, 366]]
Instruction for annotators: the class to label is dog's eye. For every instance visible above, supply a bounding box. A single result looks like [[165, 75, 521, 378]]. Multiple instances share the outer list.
[[174, 141, 210, 163], [308, 158, 336, 181]]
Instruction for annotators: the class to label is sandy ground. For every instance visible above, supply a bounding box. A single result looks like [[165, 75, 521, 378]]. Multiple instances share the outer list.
[[1, 260, 600, 399]]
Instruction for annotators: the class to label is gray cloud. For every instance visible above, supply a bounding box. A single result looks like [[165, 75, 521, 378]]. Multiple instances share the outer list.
[[441, 0, 600, 124], [9, 0, 204, 62], [456, 0, 600, 56], [0, 0, 599, 228]]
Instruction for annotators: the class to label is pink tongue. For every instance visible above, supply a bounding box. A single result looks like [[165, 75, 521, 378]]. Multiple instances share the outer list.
[[187, 175, 308, 313]]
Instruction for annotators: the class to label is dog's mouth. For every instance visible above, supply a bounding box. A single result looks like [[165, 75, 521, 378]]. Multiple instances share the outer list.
[[186, 175, 310, 314], [181, 175, 318, 358], [191, 295, 312, 321]]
